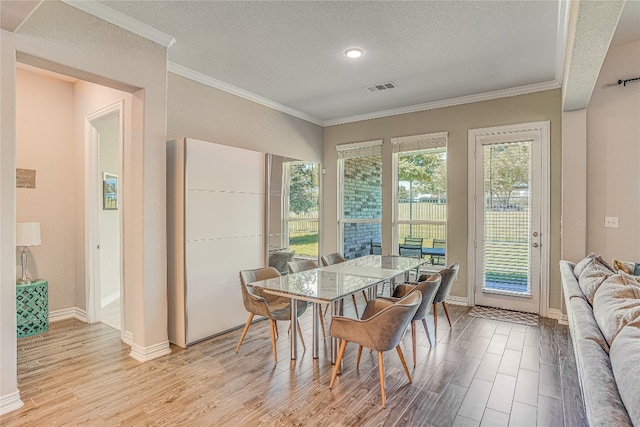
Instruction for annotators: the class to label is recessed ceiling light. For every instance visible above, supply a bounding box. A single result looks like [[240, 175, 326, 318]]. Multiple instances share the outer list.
[[345, 48, 364, 59]]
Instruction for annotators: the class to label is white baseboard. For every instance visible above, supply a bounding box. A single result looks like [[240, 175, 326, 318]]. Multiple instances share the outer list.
[[446, 295, 469, 306], [123, 330, 134, 346], [101, 291, 120, 308], [547, 308, 568, 324], [129, 340, 171, 362], [49, 307, 87, 323], [0, 390, 23, 416]]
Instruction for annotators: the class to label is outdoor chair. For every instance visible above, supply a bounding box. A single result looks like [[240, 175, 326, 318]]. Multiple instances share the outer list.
[[381, 272, 441, 366], [431, 239, 446, 266], [329, 291, 422, 408], [237, 267, 307, 364], [370, 240, 382, 255]]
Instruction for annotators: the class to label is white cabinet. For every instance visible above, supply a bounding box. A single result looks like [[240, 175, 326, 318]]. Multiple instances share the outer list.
[[167, 138, 265, 347]]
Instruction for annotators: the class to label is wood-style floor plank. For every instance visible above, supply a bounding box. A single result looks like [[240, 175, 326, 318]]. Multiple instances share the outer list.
[[1, 305, 587, 427]]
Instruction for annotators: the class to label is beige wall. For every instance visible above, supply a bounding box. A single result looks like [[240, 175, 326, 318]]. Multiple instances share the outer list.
[[323, 89, 563, 310], [586, 39, 640, 262], [2, 1, 169, 406], [167, 73, 324, 164], [15, 69, 77, 311]]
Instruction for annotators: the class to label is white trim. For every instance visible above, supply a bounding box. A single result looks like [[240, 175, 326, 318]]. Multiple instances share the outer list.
[[0, 390, 23, 416], [101, 291, 120, 308], [129, 340, 171, 362], [467, 121, 551, 316], [61, 0, 176, 47], [445, 295, 469, 307], [555, 0, 571, 83], [547, 308, 568, 324], [325, 81, 561, 127], [168, 63, 323, 126], [49, 307, 87, 323], [123, 331, 134, 346]]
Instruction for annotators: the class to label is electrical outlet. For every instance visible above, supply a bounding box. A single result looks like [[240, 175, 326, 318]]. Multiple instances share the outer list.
[[605, 217, 619, 228]]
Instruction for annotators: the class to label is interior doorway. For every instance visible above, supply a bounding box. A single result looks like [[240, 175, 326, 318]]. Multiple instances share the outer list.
[[86, 102, 124, 331]]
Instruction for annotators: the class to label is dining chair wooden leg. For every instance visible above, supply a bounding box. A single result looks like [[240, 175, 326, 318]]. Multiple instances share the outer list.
[[356, 345, 363, 368], [411, 321, 417, 367], [351, 294, 360, 318], [396, 345, 412, 383], [433, 303, 438, 337], [236, 313, 254, 352], [269, 319, 278, 364], [330, 340, 348, 389], [319, 305, 327, 339], [361, 290, 368, 303], [275, 321, 279, 339], [324, 304, 330, 317], [296, 320, 306, 351], [377, 351, 387, 408], [422, 318, 433, 347], [442, 301, 452, 327]]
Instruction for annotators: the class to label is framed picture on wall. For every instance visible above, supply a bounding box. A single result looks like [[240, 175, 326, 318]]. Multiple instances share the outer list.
[[103, 173, 118, 210]]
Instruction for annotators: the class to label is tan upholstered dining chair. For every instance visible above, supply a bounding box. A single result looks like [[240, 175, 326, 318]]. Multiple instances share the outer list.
[[321, 253, 367, 318], [287, 259, 327, 338], [382, 272, 441, 366], [429, 263, 459, 334], [329, 291, 422, 408], [237, 267, 307, 364]]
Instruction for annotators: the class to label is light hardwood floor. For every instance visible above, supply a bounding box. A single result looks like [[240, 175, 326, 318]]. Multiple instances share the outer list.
[[2, 298, 586, 426]]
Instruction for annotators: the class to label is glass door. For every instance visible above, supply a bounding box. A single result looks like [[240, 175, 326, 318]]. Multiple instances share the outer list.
[[470, 124, 548, 314]]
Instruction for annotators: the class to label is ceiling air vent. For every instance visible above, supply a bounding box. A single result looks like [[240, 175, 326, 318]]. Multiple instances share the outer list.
[[365, 82, 397, 93]]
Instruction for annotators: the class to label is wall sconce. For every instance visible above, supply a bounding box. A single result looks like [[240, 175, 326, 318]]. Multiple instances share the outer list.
[[16, 222, 41, 283]]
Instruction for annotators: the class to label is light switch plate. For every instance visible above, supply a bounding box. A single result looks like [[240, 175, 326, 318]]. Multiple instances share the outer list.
[[605, 217, 619, 228]]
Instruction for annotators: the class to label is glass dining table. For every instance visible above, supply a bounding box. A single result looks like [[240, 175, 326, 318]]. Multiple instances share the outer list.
[[248, 255, 427, 364]]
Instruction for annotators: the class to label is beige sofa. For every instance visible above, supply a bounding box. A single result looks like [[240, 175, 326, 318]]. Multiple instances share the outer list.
[[560, 257, 640, 427]]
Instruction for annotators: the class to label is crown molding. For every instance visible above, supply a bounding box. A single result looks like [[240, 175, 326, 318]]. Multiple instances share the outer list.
[[168, 62, 324, 126], [324, 80, 562, 127], [60, 0, 175, 48]]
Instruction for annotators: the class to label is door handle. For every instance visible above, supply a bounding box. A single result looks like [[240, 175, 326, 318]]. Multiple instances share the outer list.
[[532, 242, 539, 248]]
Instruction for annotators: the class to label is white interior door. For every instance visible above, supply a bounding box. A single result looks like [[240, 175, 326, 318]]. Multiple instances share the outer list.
[[468, 122, 549, 314]]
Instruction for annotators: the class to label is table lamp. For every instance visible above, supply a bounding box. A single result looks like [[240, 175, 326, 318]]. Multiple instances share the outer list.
[[16, 222, 41, 283]]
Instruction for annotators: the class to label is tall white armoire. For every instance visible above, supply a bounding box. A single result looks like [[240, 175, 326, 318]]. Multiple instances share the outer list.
[[167, 137, 265, 347]]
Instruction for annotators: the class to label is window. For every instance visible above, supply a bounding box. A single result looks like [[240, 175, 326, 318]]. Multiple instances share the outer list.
[[284, 161, 319, 259], [392, 132, 448, 266], [338, 140, 382, 259]]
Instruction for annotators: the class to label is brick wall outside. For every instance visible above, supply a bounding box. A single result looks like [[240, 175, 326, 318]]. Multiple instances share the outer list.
[[342, 156, 382, 259]]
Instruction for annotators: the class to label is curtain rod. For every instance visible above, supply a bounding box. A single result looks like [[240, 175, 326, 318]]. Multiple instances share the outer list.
[[618, 77, 640, 87]]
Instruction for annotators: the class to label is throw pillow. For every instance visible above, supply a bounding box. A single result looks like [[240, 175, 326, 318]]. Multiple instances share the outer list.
[[593, 272, 640, 346], [578, 258, 614, 304], [574, 252, 613, 278], [612, 259, 636, 275]]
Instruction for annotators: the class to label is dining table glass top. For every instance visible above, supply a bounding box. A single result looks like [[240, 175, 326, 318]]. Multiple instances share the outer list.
[[248, 269, 385, 304], [248, 255, 425, 304]]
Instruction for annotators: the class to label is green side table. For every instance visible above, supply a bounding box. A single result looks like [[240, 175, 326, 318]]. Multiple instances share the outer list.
[[16, 279, 49, 338]]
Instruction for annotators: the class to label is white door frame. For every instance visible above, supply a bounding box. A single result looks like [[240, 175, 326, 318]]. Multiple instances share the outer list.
[[84, 100, 124, 330], [467, 121, 550, 317]]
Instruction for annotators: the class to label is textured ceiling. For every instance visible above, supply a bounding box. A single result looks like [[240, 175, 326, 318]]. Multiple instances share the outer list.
[[4, 1, 640, 125], [98, 0, 562, 124]]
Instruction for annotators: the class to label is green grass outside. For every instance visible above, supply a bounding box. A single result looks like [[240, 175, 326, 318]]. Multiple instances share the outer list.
[[289, 231, 318, 258]]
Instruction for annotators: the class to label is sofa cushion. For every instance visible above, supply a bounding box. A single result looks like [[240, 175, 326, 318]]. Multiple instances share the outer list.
[[569, 297, 609, 353], [574, 252, 613, 278], [610, 320, 640, 426], [593, 272, 640, 346], [560, 261, 587, 302], [574, 338, 633, 427], [578, 258, 614, 304]]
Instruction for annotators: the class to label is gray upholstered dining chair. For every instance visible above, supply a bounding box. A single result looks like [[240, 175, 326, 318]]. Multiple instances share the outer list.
[[382, 272, 441, 366], [287, 259, 327, 338], [321, 253, 366, 318], [237, 267, 307, 364], [329, 291, 422, 408], [268, 250, 296, 275], [428, 263, 459, 333]]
